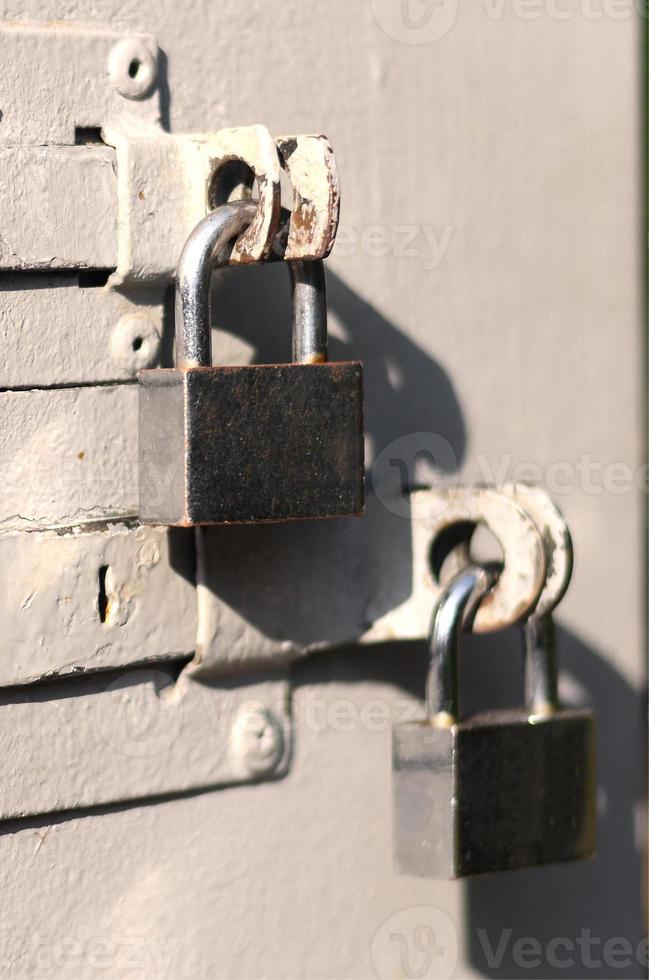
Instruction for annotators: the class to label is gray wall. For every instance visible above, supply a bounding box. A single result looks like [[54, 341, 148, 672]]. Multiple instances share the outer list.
[[0, 2, 645, 978]]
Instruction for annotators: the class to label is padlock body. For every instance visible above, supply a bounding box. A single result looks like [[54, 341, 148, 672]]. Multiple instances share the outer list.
[[393, 708, 596, 879], [139, 362, 364, 525]]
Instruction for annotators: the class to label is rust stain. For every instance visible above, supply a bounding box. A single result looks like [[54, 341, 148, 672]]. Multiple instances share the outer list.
[[291, 202, 317, 240], [104, 596, 114, 623]]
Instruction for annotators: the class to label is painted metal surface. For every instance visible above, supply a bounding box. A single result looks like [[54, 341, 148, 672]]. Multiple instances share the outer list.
[[0, 524, 196, 686], [0, 145, 117, 270], [0, 385, 139, 529], [0, 475, 552, 685], [0, 667, 292, 820], [193, 487, 549, 678], [0, 25, 160, 144], [0, 4, 644, 978], [0, 276, 164, 387]]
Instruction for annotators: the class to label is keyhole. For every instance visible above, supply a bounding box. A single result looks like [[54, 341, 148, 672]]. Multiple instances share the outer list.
[[97, 565, 109, 623], [128, 58, 141, 79]]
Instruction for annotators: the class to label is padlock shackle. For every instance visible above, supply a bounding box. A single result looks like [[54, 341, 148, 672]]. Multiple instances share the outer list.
[[426, 566, 494, 726], [176, 201, 328, 369], [289, 259, 328, 364], [176, 201, 258, 369], [427, 567, 561, 726], [523, 613, 559, 716]]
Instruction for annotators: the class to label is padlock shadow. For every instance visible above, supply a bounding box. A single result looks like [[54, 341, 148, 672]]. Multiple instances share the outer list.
[[292, 626, 645, 978], [460, 625, 646, 980], [196, 264, 466, 649], [210, 263, 466, 473]]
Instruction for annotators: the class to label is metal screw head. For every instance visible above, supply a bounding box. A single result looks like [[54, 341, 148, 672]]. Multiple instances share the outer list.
[[229, 704, 284, 778]]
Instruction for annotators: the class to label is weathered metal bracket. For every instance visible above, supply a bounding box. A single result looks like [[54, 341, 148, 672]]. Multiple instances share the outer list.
[[0, 24, 340, 277], [0, 524, 196, 686], [103, 125, 340, 282], [0, 275, 164, 388], [103, 123, 281, 281], [276, 135, 340, 262], [0, 27, 161, 145], [0, 483, 566, 820], [0, 486, 559, 688], [0, 667, 292, 821], [192, 486, 554, 679], [0, 24, 340, 390]]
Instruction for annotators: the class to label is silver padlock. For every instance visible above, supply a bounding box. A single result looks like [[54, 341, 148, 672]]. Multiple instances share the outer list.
[[393, 564, 596, 879]]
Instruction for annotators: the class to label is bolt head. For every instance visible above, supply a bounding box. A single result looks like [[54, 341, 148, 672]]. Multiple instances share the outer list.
[[230, 704, 284, 778]]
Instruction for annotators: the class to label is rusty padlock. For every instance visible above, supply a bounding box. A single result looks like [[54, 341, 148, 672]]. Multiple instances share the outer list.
[[138, 201, 364, 525], [393, 564, 596, 878]]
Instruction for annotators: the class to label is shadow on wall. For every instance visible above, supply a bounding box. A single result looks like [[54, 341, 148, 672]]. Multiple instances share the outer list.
[[209, 261, 466, 479], [294, 624, 645, 980], [192, 262, 466, 647], [290, 617, 644, 979], [204, 262, 644, 970], [462, 626, 646, 980]]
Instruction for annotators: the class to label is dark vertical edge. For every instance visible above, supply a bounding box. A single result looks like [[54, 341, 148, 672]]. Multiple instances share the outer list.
[[642, 6, 649, 936]]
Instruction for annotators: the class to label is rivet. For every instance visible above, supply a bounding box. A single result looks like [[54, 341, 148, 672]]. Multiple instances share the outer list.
[[229, 704, 284, 778]]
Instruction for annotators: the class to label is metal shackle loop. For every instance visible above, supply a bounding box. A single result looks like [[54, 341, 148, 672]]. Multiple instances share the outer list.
[[175, 201, 328, 369], [176, 201, 257, 369], [523, 613, 559, 718], [427, 565, 561, 728], [288, 259, 328, 365], [426, 565, 495, 728]]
